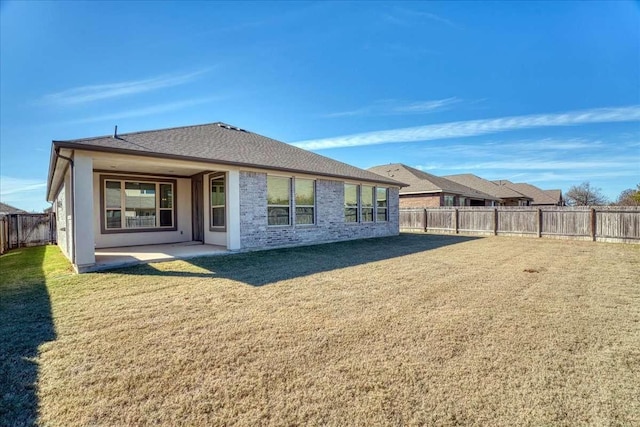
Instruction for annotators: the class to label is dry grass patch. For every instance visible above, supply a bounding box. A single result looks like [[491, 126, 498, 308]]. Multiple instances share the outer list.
[[1, 235, 639, 426]]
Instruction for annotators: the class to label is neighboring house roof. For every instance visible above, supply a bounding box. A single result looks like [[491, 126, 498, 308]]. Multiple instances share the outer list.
[[544, 189, 563, 204], [493, 180, 561, 205], [444, 174, 531, 200], [47, 123, 404, 198], [0, 202, 27, 215], [368, 164, 500, 200]]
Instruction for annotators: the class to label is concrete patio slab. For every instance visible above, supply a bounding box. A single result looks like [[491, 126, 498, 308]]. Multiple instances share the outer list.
[[91, 241, 228, 272]]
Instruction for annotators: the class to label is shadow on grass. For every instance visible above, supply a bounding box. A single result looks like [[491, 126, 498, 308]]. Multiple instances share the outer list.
[[0, 246, 55, 427], [107, 233, 480, 286]]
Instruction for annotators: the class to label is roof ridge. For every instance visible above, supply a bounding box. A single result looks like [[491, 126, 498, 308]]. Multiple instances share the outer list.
[[54, 122, 234, 143]]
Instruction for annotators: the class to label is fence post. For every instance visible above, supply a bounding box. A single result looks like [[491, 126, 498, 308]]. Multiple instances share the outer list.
[[454, 208, 459, 234], [493, 208, 498, 236], [423, 209, 428, 232], [590, 207, 597, 241], [537, 208, 542, 238]]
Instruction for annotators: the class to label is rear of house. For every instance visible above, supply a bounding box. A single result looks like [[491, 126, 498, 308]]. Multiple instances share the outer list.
[[47, 123, 403, 272]]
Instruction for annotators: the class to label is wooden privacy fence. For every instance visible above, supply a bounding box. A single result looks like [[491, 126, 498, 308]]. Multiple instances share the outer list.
[[400, 207, 640, 244], [0, 213, 57, 254]]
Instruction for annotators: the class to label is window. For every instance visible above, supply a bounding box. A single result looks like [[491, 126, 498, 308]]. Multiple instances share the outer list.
[[105, 181, 122, 229], [159, 183, 173, 227], [210, 174, 226, 229], [444, 195, 455, 206], [361, 186, 374, 222], [458, 197, 466, 207], [268, 176, 291, 226], [102, 178, 175, 231], [295, 178, 315, 225], [344, 183, 359, 222], [376, 187, 388, 222]]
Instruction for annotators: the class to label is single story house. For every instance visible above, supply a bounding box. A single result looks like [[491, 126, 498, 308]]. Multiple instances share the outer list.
[[369, 164, 500, 207], [0, 202, 28, 216], [492, 180, 564, 206], [46, 122, 403, 272], [444, 174, 533, 206]]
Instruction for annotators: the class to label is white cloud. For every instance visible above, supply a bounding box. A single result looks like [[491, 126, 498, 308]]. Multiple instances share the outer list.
[[295, 105, 640, 150], [67, 97, 220, 124], [393, 97, 460, 113], [0, 176, 47, 197], [40, 69, 209, 106], [441, 159, 632, 171], [387, 7, 461, 30], [323, 97, 459, 118], [503, 170, 640, 183]]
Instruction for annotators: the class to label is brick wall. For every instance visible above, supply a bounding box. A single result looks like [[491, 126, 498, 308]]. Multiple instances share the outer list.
[[400, 193, 442, 208], [239, 172, 399, 249]]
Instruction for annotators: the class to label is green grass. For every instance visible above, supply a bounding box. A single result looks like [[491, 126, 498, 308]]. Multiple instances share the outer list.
[[1, 236, 639, 426], [0, 246, 73, 426]]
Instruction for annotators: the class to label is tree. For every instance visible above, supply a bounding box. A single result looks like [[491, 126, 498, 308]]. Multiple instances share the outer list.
[[565, 181, 608, 206], [615, 184, 640, 206]]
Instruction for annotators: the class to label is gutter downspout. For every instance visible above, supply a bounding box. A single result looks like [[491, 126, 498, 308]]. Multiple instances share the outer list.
[[55, 148, 75, 265]]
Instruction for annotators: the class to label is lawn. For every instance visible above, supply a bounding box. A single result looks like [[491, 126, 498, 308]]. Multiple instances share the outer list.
[[1, 235, 639, 426]]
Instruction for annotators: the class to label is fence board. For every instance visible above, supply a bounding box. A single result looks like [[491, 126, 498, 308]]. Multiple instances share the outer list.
[[541, 208, 590, 237], [400, 207, 639, 244], [399, 209, 426, 231], [0, 213, 56, 253], [497, 209, 537, 235], [458, 208, 494, 233], [596, 208, 640, 241], [426, 208, 455, 232]]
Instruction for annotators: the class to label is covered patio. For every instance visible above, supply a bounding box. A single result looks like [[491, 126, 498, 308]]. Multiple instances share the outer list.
[[90, 241, 228, 272]]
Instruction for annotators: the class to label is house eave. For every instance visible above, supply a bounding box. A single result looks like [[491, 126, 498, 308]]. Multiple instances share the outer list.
[[50, 141, 406, 188]]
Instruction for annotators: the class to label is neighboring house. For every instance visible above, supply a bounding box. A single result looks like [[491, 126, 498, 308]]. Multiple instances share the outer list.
[[0, 202, 27, 216], [444, 174, 533, 206], [46, 122, 403, 272], [369, 164, 500, 207], [493, 180, 564, 206], [543, 189, 564, 206]]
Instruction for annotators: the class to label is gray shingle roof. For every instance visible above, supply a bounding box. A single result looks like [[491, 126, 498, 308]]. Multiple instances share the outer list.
[[444, 174, 530, 199], [493, 180, 561, 205], [544, 189, 563, 204], [52, 122, 403, 187], [368, 164, 500, 200], [0, 202, 27, 215]]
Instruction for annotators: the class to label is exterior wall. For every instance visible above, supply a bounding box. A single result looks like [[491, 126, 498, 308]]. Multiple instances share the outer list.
[[74, 154, 95, 268], [400, 193, 496, 208], [239, 172, 399, 250], [400, 193, 443, 208], [502, 198, 531, 207], [54, 168, 72, 261], [92, 173, 193, 248]]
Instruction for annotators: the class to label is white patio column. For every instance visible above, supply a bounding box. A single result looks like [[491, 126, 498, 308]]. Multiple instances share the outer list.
[[226, 170, 241, 250], [73, 153, 96, 269]]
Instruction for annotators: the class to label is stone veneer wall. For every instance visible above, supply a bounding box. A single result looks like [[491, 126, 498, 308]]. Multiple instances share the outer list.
[[239, 171, 399, 249]]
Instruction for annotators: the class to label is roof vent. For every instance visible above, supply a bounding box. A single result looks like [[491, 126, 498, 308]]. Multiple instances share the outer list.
[[216, 123, 247, 132], [113, 125, 119, 139]]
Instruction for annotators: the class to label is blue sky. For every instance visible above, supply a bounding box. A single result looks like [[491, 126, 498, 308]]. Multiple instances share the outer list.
[[1, 1, 638, 211]]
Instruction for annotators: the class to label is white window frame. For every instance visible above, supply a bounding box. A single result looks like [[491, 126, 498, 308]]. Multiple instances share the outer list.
[[210, 174, 226, 231]]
